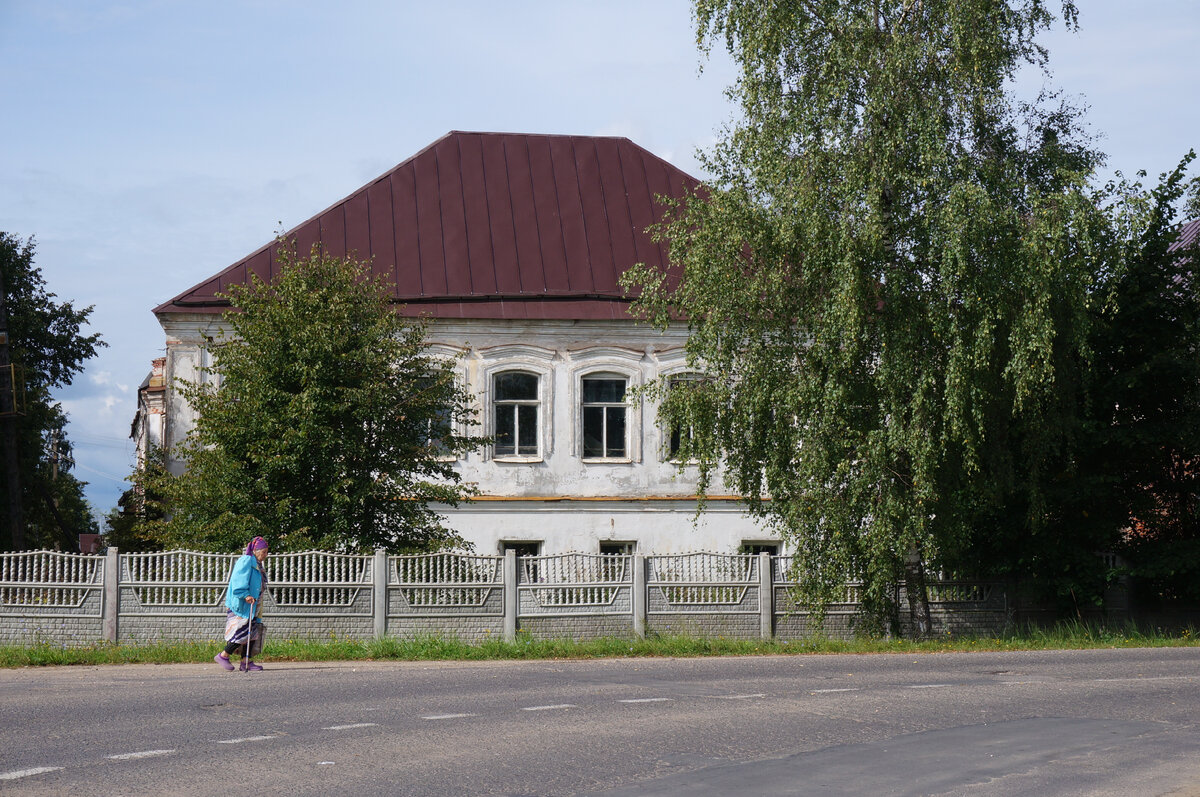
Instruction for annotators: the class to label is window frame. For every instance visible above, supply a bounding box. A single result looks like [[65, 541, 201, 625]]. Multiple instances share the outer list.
[[579, 372, 631, 461], [479, 346, 555, 464], [569, 349, 642, 464]]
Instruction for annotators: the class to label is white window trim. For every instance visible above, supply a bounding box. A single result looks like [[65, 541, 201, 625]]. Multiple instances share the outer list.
[[568, 348, 643, 464], [479, 345, 556, 463]]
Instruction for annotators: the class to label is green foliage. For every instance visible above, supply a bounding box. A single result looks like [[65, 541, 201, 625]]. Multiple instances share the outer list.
[[1095, 158, 1200, 605], [3, 625, 1196, 668], [104, 445, 170, 552], [0, 233, 105, 550], [625, 1, 1118, 631], [141, 243, 482, 553]]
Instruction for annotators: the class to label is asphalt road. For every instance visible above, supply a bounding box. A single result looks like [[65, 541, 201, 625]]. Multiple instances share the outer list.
[[2, 647, 1198, 796]]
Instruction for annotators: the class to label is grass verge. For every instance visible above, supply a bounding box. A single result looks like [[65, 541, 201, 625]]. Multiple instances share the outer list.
[[0, 622, 1195, 668]]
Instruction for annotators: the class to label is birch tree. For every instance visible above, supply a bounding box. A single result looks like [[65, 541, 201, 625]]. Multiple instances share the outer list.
[[625, 0, 1108, 632]]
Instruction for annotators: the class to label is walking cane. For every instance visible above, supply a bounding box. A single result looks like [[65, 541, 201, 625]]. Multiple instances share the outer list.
[[242, 597, 255, 674]]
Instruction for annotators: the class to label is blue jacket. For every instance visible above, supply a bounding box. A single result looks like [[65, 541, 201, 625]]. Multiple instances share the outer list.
[[225, 554, 264, 618]]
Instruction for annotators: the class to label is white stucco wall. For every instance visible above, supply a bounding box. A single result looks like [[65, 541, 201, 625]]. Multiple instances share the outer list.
[[156, 314, 779, 554]]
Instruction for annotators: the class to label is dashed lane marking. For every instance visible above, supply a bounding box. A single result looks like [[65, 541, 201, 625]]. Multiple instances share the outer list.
[[907, 684, 951, 689], [106, 749, 175, 761], [707, 693, 766, 700], [322, 723, 378, 731], [421, 713, 478, 720], [216, 735, 279, 744], [522, 704, 577, 711], [618, 698, 673, 703], [810, 688, 858, 693], [0, 767, 63, 781]]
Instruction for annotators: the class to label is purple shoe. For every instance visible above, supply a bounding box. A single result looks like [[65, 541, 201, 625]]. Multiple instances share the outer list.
[[214, 654, 235, 671], [240, 660, 263, 672]]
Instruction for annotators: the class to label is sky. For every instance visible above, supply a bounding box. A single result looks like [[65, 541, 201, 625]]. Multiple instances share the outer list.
[[1, 1, 1197, 522]]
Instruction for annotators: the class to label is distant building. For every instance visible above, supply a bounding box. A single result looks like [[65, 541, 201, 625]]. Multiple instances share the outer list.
[[130, 356, 165, 468], [141, 131, 774, 555]]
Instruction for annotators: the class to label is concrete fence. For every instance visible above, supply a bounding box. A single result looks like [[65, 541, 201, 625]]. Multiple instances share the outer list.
[[0, 548, 1010, 647]]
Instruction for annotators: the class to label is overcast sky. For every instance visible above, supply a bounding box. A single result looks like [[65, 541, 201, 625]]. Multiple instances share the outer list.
[[1, 1, 1197, 521]]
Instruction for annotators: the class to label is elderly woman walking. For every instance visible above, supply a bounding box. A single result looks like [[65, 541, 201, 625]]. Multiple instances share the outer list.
[[215, 536, 269, 672]]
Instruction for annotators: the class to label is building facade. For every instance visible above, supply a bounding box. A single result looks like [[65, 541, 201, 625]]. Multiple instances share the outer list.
[[142, 132, 776, 556]]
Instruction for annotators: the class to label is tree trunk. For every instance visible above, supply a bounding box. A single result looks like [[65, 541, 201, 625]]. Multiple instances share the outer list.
[[905, 547, 933, 639]]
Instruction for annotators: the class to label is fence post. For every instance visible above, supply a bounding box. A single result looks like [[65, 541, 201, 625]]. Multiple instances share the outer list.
[[103, 546, 119, 643], [373, 549, 388, 639], [632, 554, 647, 639], [759, 552, 773, 639], [503, 549, 518, 642]]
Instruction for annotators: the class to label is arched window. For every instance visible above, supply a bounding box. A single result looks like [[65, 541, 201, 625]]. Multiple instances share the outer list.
[[493, 371, 540, 458]]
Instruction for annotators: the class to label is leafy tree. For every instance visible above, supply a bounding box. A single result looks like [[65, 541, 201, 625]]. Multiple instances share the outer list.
[[0, 233, 104, 550], [624, 1, 1111, 633], [140, 243, 481, 553], [104, 445, 170, 552], [1095, 160, 1200, 606]]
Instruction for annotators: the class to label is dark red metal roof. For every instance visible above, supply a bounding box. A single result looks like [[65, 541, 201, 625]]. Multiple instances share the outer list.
[[1169, 218, 1200, 254], [155, 131, 700, 320]]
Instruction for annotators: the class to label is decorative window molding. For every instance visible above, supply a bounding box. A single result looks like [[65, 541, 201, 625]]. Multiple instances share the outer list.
[[478, 345, 556, 463], [568, 348, 643, 463]]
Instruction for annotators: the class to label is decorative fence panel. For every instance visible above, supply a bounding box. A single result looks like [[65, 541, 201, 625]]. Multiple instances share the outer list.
[[118, 550, 236, 643], [387, 553, 505, 641], [645, 552, 762, 638], [0, 551, 104, 646], [0, 548, 1017, 646], [516, 553, 634, 640]]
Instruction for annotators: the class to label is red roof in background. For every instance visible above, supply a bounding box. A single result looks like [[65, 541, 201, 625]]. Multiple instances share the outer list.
[[1169, 218, 1200, 254], [154, 131, 700, 321]]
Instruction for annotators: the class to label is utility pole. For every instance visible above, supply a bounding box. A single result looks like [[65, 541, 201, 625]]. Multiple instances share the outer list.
[[0, 262, 24, 550]]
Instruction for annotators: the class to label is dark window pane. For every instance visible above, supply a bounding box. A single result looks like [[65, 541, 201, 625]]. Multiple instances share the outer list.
[[517, 404, 538, 455], [669, 424, 682, 458], [582, 406, 604, 458], [495, 405, 515, 455], [605, 406, 626, 457], [583, 378, 625, 404], [496, 372, 538, 401]]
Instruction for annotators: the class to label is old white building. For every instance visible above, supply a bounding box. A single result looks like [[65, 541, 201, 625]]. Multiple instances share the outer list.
[[141, 131, 776, 556]]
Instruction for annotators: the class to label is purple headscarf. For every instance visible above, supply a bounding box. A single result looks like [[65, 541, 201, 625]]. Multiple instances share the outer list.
[[245, 536, 268, 555]]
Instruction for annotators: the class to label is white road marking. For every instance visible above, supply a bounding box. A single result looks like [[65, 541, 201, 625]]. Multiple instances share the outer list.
[[322, 723, 378, 730], [1091, 676, 1182, 684], [421, 713, 478, 720], [618, 698, 673, 703], [318, 761, 335, 766], [810, 688, 858, 693], [0, 767, 63, 781], [106, 749, 175, 761], [522, 704, 576, 711], [216, 735, 279, 744], [707, 693, 766, 700], [907, 684, 951, 689]]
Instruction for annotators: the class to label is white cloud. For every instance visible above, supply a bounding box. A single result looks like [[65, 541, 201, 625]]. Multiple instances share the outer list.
[[90, 370, 130, 393]]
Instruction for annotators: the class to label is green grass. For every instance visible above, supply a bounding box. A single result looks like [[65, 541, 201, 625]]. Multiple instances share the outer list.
[[0, 622, 1195, 668]]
